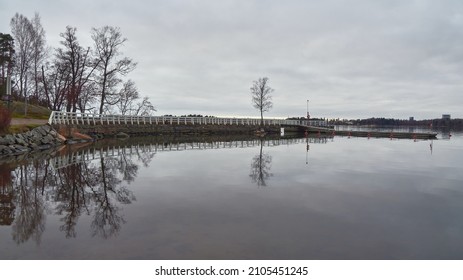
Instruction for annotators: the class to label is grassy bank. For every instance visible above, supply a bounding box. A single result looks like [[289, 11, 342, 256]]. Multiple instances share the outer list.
[[0, 101, 51, 135], [7, 123, 44, 135], [0, 100, 51, 119]]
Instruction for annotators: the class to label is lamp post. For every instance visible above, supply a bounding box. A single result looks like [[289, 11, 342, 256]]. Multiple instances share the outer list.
[[306, 99, 310, 121]]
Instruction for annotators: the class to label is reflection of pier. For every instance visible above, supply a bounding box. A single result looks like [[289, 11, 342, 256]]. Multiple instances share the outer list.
[[52, 137, 330, 169]]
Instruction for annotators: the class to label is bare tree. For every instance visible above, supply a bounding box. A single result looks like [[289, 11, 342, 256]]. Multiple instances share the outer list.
[[250, 77, 274, 126], [10, 13, 34, 99], [30, 13, 47, 103], [10, 13, 47, 105], [134, 96, 156, 116], [56, 26, 96, 112], [76, 81, 98, 113], [41, 60, 70, 111], [91, 26, 136, 114], [116, 80, 156, 116], [116, 79, 138, 115]]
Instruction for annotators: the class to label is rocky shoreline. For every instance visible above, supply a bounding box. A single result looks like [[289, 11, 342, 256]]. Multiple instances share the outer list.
[[0, 123, 300, 158], [0, 125, 67, 156]]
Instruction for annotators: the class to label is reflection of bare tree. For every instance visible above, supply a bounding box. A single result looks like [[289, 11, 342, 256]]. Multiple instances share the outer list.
[[11, 165, 47, 244], [250, 139, 273, 187], [117, 152, 139, 183], [88, 157, 134, 239], [2, 144, 143, 244], [55, 155, 135, 239], [0, 164, 15, 226], [135, 147, 156, 167], [55, 163, 92, 238]]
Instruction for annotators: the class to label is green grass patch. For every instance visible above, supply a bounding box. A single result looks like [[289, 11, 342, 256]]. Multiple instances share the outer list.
[[0, 101, 51, 119], [0, 124, 42, 136]]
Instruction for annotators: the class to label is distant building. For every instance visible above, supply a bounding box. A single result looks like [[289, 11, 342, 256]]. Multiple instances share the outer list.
[[409, 117, 414, 121], [442, 114, 451, 120]]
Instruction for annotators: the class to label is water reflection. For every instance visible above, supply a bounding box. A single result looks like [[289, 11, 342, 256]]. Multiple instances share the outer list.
[[0, 136, 309, 244], [12, 164, 47, 244], [0, 145, 145, 244], [1, 133, 438, 246], [54, 156, 136, 239], [249, 139, 273, 187], [248, 136, 333, 186], [2, 132, 461, 259], [0, 164, 15, 226]]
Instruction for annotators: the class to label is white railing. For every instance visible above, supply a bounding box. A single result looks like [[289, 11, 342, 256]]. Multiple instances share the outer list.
[[48, 111, 328, 127]]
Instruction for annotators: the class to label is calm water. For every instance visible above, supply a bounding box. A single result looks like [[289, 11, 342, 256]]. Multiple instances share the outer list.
[[1, 131, 462, 259]]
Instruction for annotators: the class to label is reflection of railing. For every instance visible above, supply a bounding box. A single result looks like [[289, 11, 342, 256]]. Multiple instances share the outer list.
[[51, 137, 329, 169], [48, 111, 328, 127]]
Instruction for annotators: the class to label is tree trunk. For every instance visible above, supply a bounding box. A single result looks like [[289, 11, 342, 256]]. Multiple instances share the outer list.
[[99, 64, 108, 114], [99, 87, 106, 114], [41, 65, 50, 108], [260, 109, 263, 127]]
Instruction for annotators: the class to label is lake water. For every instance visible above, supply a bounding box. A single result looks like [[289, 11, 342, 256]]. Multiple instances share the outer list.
[[1, 130, 462, 259]]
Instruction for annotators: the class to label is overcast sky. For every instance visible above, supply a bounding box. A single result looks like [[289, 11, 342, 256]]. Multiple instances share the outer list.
[[1, 0, 463, 119]]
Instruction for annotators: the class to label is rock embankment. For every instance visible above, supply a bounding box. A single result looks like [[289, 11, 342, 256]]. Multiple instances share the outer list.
[[0, 125, 66, 156]]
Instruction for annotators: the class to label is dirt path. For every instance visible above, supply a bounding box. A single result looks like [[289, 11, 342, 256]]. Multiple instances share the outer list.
[[11, 118, 48, 126]]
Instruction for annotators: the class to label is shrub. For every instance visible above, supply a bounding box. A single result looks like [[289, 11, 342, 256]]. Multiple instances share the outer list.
[[0, 104, 12, 133]]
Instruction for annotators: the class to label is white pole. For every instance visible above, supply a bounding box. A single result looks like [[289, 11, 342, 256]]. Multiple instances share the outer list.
[[6, 76, 11, 96], [5, 76, 11, 109]]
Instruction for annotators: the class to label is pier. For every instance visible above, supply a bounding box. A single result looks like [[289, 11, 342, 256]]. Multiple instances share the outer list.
[[47, 111, 437, 140], [303, 127, 437, 139], [332, 130, 437, 139]]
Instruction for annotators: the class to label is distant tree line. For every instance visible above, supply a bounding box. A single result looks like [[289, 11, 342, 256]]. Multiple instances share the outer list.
[[330, 117, 463, 128], [0, 12, 155, 116], [352, 118, 413, 126], [283, 116, 462, 129], [428, 118, 463, 128], [286, 116, 325, 121]]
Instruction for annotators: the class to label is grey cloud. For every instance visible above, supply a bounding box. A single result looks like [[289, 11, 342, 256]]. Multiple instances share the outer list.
[[1, 0, 463, 119]]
